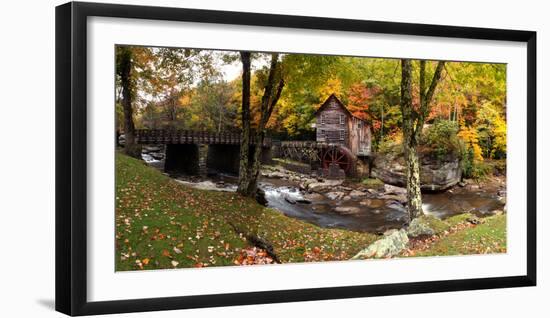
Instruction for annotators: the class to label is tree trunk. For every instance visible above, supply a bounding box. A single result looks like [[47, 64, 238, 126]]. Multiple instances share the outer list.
[[120, 47, 141, 158], [400, 59, 445, 220], [237, 51, 252, 195], [400, 59, 423, 219], [237, 53, 284, 197], [245, 54, 284, 197], [404, 139, 423, 219], [246, 131, 265, 196]]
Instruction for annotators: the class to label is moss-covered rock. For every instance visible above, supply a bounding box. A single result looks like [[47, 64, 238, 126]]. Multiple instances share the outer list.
[[372, 152, 461, 191], [407, 217, 436, 237], [373, 120, 463, 191], [352, 229, 409, 259]]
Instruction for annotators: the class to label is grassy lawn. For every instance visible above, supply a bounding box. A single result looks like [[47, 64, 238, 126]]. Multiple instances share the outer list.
[[401, 213, 506, 257], [412, 214, 506, 257], [115, 153, 378, 271]]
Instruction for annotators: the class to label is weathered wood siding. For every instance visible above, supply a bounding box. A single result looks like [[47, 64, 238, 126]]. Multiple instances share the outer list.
[[315, 95, 372, 156], [315, 97, 349, 145], [349, 116, 372, 156]]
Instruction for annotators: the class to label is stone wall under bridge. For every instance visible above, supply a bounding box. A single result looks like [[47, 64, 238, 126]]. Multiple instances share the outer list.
[[164, 144, 273, 176], [355, 156, 374, 178]]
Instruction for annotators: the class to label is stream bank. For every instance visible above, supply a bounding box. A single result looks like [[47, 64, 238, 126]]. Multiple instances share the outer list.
[[143, 150, 506, 234]]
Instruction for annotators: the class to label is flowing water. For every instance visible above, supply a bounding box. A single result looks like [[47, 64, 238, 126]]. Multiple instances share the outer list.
[[142, 153, 505, 233], [259, 178, 505, 233], [259, 181, 407, 233]]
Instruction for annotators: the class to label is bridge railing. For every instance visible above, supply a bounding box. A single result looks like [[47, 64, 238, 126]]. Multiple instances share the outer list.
[[279, 140, 338, 149], [135, 129, 271, 146]]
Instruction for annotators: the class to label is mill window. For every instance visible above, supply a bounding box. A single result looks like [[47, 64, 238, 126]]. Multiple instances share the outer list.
[[339, 129, 345, 141], [339, 114, 345, 125]]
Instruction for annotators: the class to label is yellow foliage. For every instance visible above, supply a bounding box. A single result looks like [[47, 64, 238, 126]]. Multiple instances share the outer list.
[[458, 126, 483, 161], [190, 114, 200, 124], [317, 77, 342, 102], [492, 115, 507, 157], [282, 114, 299, 136], [178, 94, 191, 107]]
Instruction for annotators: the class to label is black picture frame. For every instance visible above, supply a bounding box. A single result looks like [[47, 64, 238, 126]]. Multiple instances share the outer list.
[[55, 1, 537, 316]]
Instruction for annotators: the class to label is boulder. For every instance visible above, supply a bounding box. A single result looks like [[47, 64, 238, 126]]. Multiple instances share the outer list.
[[383, 184, 407, 195], [349, 190, 366, 198], [262, 171, 287, 179], [311, 205, 331, 214], [118, 134, 126, 145], [325, 192, 345, 200], [150, 152, 165, 160], [256, 188, 268, 206], [323, 163, 346, 180], [334, 206, 361, 215], [303, 193, 325, 201], [385, 208, 408, 222], [359, 198, 385, 208], [406, 217, 435, 238], [143, 145, 162, 153], [466, 217, 482, 225], [299, 178, 319, 190], [352, 229, 409, 259], [379, 194, 407, 204], [307, 179, 344, 193], [386, 201, 406, 212], [372, 153, 461, 191], [366, 188, 378, 193], [283, 195, 297, 204]]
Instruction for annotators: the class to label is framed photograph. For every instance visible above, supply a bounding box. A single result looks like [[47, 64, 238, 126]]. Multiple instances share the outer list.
[[55, 1, 536, 316]]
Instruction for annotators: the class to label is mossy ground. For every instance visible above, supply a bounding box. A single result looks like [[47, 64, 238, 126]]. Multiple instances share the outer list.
[[361, 177, 385, 188]]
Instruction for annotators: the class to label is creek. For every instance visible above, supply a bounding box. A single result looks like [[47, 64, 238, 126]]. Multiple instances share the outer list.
[[143, 153, 505, 233]]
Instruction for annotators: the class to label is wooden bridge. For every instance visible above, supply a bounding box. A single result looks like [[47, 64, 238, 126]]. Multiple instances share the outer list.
[[135, 129, 271, 146], [132, 129, 364, 178], [134, 129, 272, 176]]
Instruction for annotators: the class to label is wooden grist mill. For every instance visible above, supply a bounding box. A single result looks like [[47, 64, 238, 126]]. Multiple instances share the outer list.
[[276, 94, 373, 177]]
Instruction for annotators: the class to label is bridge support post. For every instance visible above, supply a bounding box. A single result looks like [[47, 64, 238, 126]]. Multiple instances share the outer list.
[[198, 144, 208, 177], [260, 147, 273, 164]]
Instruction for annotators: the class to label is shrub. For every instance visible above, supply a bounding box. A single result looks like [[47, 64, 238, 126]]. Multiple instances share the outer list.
[[491, 159, 507, 175], [461, 146, 492, 180], [461, 145, 474, 178], [472, 161, 492, 179], [378, 132, 402, 154], [421, 120, 461, 160]]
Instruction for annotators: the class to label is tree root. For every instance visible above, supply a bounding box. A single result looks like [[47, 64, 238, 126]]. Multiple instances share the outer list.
[[229, 222, 281, 264]]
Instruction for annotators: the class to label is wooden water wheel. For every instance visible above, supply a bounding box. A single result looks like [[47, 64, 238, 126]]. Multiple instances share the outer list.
[[321, 146, 354, 173]]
